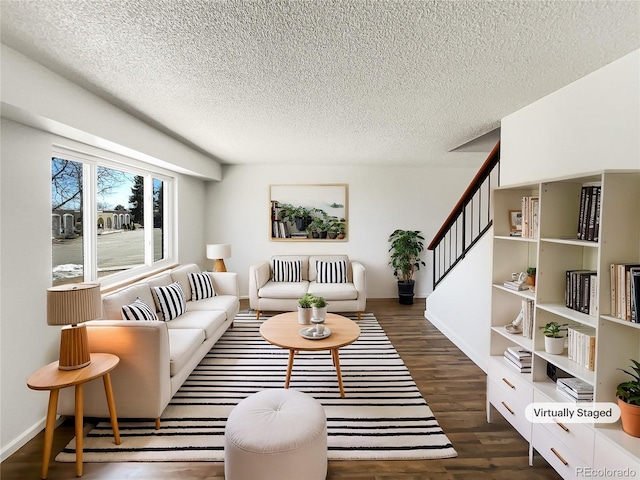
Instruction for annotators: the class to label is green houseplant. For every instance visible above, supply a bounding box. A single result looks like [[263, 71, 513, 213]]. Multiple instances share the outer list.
[[539, 321, 568, 354], [311, 295, 327, 321], [617, 359, 640, 437], [297, 293, 314, 325], [388, 229, 425, 305]]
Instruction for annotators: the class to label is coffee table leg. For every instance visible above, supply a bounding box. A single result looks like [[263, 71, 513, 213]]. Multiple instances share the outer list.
[[285, 349, 295, 388], [41, 389, 59, 479], [331, 349, 346, 398]]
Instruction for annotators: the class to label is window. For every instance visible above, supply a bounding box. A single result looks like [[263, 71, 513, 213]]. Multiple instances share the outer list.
[[52, 150, 174, 286]]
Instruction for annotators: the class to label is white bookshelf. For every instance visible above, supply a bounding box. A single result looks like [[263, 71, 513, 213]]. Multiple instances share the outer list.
[[487, 171, 640, 478]]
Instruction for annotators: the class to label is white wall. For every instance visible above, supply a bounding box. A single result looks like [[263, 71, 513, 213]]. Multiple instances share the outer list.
[[501, 49, 640, 185], [427, 49, 640, 373], [205, 164, 478, 299]]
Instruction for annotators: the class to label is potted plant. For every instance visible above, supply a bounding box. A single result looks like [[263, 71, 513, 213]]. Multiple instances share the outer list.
[[297, 293, 313, 325], [539, 321, 568, 354], [311, 295, 327, 322], [388, 229, 425, 305], [617, 359, 640, 437], [527, 267, 537, 286]]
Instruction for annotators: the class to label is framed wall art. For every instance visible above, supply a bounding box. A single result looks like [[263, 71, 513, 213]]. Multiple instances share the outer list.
[[269, 184, 348, 241]]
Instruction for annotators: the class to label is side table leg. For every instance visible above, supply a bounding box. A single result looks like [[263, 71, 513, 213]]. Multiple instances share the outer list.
[[41, 389, 59, 479], [102, 373, 121, 444], [75, 384, 84, 477]]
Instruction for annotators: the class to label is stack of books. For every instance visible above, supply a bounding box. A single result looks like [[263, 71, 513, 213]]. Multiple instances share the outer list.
[[610, 263, 640, 323], [521, 196, 539, 239], [503, 346, 532, 373], [567, 326, 596, 371], [503, 280, 528, 291], [565, 270, 597, 316], [556, 377, 594, 402], [577, 184, 601, 242]]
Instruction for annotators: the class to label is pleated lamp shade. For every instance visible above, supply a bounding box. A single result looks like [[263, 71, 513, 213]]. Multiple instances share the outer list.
[[47, 283, 102, 370], [206, 244, 231, 272]]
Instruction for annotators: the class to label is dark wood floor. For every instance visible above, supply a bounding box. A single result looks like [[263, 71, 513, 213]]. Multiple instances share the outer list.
[[2, 299, 560, 480]]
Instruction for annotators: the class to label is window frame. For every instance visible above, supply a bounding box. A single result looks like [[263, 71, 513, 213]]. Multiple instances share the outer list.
[[52, 144, 176, 288]]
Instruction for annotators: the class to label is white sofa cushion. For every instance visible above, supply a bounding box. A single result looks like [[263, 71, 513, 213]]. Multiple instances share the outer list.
[[166, 310, 227, 339], [259, 280, 310, 299], [309, 255, 350, 282], [168, 328, 205, 377], [187, 295, 239, 320], [307, 281, 358, 300]]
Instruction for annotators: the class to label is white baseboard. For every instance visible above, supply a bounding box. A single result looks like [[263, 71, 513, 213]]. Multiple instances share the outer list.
[[424, 309, 487, 374], [1, 415, 63, 462]]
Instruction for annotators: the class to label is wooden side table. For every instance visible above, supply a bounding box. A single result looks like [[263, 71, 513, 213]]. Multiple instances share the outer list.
[[27, 353, 121, 479]]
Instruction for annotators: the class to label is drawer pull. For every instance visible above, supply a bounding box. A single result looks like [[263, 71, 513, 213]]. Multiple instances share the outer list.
[[501, 401, 514, 415], [553, 419, 569, 432], [501, 377, 515, 389], [550, 447, 568, 466]]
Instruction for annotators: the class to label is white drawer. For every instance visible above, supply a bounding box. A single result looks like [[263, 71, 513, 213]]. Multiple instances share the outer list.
[[593, 431, 640, 473], [488, 378, 533, 441], [533, 391, 595, 465], [488, 356, 533, 397], [533, 423, 590, 480]]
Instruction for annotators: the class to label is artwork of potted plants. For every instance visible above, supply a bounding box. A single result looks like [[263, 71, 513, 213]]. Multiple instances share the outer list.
[[297, 293, 314, 325], [539, 321, 568, 354], [388, 229, 425, 305], [617, 359, 640, 437]]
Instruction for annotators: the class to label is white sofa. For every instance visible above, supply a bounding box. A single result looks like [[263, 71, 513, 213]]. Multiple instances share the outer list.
[[57, 263, 239, 426], [249, 255, 366, 319]]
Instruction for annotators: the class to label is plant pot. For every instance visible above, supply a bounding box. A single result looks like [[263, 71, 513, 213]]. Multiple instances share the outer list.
[[544, 336, 565, 355], [397, 280, 415, 305], [319, 231, 327, 239], [328, 232, 337, 239], [618, 397, 640, 437], [527, 274, 536, 286], [312, 306, 327, 322], [298, 306, 312, 325]]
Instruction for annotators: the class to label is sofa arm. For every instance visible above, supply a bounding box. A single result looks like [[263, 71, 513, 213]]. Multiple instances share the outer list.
[[209, 272, 239, 297], [352, 261, 366, 297], [249, 261, 271, 309], [57, 320, 172, 420]]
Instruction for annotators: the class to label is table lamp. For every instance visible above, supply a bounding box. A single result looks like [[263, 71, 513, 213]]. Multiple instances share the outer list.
[[206, 244, 231, 272], [47, 283, 102, 370]]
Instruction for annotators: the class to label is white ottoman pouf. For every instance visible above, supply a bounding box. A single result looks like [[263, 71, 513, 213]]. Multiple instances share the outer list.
[[224, 389, 327, 480]]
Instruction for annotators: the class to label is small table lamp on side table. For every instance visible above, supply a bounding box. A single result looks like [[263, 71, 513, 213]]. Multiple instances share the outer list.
[[206, 243, 231, 272], [47, 283, 102, 370]]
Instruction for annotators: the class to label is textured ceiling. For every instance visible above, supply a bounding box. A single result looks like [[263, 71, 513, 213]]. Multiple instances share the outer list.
[[1, 0, 639, 166]]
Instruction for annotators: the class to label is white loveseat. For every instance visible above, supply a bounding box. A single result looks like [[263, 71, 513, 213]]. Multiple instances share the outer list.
[[57, 263, 239, 426], [249, 255, 366, 319]]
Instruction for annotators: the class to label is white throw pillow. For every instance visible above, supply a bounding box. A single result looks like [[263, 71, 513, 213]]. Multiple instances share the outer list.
[[153, 282, 187, 321]]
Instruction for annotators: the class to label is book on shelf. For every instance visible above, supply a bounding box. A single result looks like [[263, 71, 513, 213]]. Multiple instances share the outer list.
[[521, 299, 534, 339], [503, 353, 531, 373], [503, 280, 528, 291], [565, 270, 597, 316], [556, 384, 593, 402], [557, 377, 594, 397], [631, 268, 640, 323], [506, 346, 532, 360], [567, 326, 596, 371], [610, 263, 640, 321], [504, 349, 532, 366], [520, 196, 539, 239], [577, 184, 601, 242]]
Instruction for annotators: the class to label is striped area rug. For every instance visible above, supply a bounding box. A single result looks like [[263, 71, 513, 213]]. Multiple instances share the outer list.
[[57, 312, 457, 462]]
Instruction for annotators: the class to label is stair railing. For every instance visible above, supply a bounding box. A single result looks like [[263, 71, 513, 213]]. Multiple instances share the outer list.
[[427, 141, 500, 288]]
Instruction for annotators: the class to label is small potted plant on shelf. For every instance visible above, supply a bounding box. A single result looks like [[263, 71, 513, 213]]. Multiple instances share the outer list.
[[526, 267, 536, 287], [311, 295, 327, 322], [539, 321, 568, 354], [297, 293, 314, 325], [617, 359, 640, 438]]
